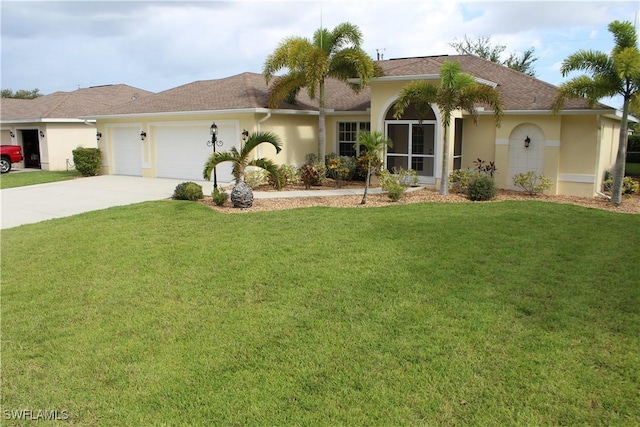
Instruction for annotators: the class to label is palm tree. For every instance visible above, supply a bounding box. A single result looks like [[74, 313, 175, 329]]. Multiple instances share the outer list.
[[393, 61, 504, 195], [552, 20, 640, 206], [203, 131, 282, 208], [263, 22, 379, 161], [356, 131, 392, 204]]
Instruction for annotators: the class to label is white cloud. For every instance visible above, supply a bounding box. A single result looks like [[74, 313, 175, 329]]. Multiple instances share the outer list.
[[1, 0, 638, 94]]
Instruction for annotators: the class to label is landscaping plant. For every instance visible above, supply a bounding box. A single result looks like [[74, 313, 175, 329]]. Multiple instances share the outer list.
[[172, 182, 203, 201], [513, 171, 552, 195], [379, 167, 418, 201], [467, 175, 497, 201], [211, 187, 229, 206], [72, 147, 101, 176], [356, 131, 393, 204], [203, 131, 282, 208]]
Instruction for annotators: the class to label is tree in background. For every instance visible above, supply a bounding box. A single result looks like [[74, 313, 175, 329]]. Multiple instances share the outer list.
[[394, 61, 503, 196], [263, 22, 380, 161], [450, 35, 538, 77], [552, 20, 640, 205], [1, 88, 43, 99]]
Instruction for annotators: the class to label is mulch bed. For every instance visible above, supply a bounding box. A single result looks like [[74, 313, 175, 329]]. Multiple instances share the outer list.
[[199, 182, 640, 215]]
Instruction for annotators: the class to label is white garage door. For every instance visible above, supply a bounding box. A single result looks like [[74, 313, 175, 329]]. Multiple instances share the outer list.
[[155, 125, 238, 182], [111, 127, 142, 176]]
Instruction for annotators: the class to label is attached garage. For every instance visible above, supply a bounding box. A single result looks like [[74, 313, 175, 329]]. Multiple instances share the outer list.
[[111, 127, 142, 176], [153, 122, 240, 182]]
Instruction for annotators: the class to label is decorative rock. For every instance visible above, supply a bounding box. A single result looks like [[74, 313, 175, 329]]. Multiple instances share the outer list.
[[230, 181, 254, 208]]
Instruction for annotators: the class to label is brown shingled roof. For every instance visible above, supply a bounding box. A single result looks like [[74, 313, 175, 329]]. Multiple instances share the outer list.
[[378, 54, 612, 112], [0, 84, 153, 121], [90, 72, 371, 116]]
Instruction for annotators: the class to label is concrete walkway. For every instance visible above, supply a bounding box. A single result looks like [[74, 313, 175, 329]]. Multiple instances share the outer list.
[[0, 175, 390, 229]]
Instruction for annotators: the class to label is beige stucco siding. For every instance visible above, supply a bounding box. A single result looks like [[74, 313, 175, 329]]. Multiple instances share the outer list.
[[42, 123, 97, 171], [557, 115, 598, 196], [259, 114, 317, 165]]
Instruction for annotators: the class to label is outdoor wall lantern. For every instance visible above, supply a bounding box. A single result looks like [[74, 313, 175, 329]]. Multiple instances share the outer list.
[[39, 130, 45, 138], [96, 132, 102, 141], [524, 136, 531, 148], [207, 122, 224, 189], [242, 129, 249, 142], [140, 131, 147, 140], [9, 131, 15, 138]]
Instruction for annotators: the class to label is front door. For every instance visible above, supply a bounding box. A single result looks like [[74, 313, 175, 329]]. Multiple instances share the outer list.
[[386, 122, 436, 183]]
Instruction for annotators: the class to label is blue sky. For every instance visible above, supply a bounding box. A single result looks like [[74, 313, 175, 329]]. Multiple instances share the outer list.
[[1, 0, 638, 108]]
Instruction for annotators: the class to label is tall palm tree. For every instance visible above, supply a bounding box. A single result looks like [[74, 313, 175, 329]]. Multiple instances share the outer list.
[[393, 61, 503, 195], [203, 131, 282, 208], [552, 20, 640, 206], [356, 131, 392, 204], [263, 22, 379, 161]]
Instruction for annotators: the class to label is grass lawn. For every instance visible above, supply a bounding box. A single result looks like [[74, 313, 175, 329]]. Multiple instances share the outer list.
[[1, 201, 639, 426], [626, 162, 640, 176], [0, 170, 80, 189]]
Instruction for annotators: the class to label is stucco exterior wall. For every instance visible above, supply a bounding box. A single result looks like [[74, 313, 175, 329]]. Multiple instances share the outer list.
[[42, 123, 97, 171], [557, 115, 599, 197]]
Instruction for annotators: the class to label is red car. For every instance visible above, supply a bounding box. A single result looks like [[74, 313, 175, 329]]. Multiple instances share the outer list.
[[1, 145, 24, 173]]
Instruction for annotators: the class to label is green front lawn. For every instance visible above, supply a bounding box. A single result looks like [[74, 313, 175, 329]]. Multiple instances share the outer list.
[[1, 201, 639, 426], [0, 170, 80, 189]]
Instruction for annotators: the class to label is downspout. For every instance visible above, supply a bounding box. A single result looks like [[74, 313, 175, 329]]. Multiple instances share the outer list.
[[256, 112, 272, 159]]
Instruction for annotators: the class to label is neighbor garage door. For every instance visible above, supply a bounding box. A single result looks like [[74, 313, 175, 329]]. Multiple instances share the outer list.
[[155, 125, 238, 182], [111, 127, 142, 176]]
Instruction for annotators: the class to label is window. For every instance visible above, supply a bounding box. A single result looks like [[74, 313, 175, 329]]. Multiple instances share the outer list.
[[338, 122, 370, 157], [453, 118, 463, 170]]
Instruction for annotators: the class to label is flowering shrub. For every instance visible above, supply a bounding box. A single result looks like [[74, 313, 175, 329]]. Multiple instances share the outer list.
[[513, 171, 552, 195]]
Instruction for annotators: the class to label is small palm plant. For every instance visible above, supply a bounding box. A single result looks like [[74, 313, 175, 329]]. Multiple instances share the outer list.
[[203, 131, 282, 208], [356, 130, 392, 204]]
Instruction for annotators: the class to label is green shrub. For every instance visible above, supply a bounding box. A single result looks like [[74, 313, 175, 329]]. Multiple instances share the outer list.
[[513, 171, 552, 195], [244, 169, 268, 188], [379, 167, 418, 201], [449, 169, 478, 193], [72, 147, 101, 176], [277, 164, 300, 186], [211, 187, 229, 206], [173, 182, 203, 201], [467, 176, 497, 201], [300, 162, 326, 189], [603, 176, 639, 195]]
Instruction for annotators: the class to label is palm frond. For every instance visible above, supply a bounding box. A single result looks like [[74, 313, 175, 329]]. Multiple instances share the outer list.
[[559, 50, 613, 78], [458, 84, 504, 126], [328, 22, 363, 52], [609, 20, 638, 53], [266, 72, 307, 108], [203, 151, 238, 180], [552, 75, 621, 112], [250, 158, 282, 189], [241, 131, 282, 158], [393, 80, 438, 121], [328, 48, 376, 89]]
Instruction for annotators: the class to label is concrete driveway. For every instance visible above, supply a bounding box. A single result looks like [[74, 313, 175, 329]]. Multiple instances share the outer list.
[[0, 175, 214, 229]]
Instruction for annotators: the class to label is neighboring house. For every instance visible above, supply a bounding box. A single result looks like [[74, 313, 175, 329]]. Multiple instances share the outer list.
[[85, 55, 623, 197], [0, 85, 152, 171]]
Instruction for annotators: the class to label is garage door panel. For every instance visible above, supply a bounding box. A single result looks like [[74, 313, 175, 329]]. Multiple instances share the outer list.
[[155, 125, 238, 182], [111, 128, 142, 176]]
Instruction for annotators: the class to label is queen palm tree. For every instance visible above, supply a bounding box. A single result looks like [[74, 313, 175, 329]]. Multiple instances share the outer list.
[[356, 131, 392, 204], [552, 20, 640, 206], [263, 22, 379, 161], [203, 131, 282, 208], [393, 61, 503, 195]]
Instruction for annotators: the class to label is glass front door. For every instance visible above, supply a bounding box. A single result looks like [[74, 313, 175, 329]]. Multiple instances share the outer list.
[[386, 122, 436, 182]]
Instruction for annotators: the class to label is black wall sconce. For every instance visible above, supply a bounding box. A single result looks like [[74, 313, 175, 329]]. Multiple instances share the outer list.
[[96, 132, 102, 141], [39, 130, 45, 138], [140, 131, 147, 140], [9, 131, 15, 138], [524, 136, 531, 148], [242, 129, 249, 142]]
